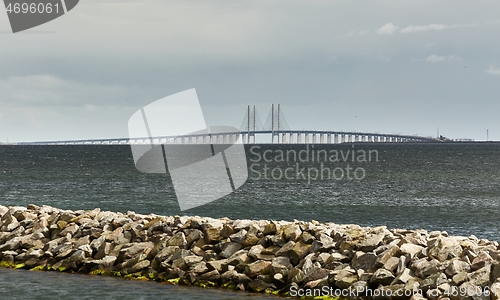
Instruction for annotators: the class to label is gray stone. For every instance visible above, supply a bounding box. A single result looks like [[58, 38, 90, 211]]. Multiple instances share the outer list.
[[376, 245, 400, 266], [370, 268, 395, 285], [245, 260, 271, 278], [271, 256, 293, 275], [467, 266, 491, 287], [283, 225, 301, 242], [154, 246, 180, 263], [445, 259, 470, 276], [274, 241, 295, 257], [470, 251, 494, 271], [227, 250, 251, 266], [183, 255, 204, 267], [207, 259, 229, 273], [165, 232, 187, 248], [229, 229, 247, 244], [428, 237, 462, 261], [220, 242, 242, 258], [247, 279, 276, 292], [391, 268, 414, 285], [351, 252, 377, 271], [357, 234, 384, 252], [128, 260, 150, 273], [190, 261, 208, 274], [383, 256, 400, 272]]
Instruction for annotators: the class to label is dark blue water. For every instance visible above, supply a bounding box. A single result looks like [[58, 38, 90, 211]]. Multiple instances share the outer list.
[[0, 268, 276, 300], [1, 143, 500, 298]]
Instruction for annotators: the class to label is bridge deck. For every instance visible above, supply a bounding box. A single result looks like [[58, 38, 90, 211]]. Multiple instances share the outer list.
[[18, 130, 436, 145]]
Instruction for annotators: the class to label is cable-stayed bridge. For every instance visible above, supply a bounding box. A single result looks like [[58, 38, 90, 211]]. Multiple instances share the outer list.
[[19, 105, 436, 145]]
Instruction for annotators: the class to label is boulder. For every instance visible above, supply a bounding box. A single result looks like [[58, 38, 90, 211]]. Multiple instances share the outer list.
[[351, 252, 377, 271], [165, 232, 187, 248], [428, 237, 462, 262], [245, 260, 271, 278], [220, 242, 242, 259], [370, 268, 395, 285]]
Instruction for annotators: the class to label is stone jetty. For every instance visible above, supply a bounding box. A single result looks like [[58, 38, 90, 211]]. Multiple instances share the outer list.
[[1, 204, 500, 299]]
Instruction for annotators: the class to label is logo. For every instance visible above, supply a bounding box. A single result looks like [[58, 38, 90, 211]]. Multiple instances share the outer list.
[[3, 0, 79, 33], [128, 89, 248, 211]]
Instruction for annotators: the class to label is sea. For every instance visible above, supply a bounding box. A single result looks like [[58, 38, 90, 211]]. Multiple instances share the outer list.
[[1, 143, 499, 299]]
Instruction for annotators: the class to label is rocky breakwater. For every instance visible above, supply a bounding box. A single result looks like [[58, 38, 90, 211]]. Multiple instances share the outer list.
[[2, 204, 500, 299]]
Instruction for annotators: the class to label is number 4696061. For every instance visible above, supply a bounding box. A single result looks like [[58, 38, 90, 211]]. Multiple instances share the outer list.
[[5, 2, 59, 14]]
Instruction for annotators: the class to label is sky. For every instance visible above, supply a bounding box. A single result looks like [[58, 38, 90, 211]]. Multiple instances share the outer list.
[[1, 0, 500, 142]]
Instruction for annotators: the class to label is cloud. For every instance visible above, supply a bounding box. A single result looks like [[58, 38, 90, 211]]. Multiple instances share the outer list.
[[425, 54, 446, 62], [414, 54, 463, 63], [339, 29, 369, 37], [400, 23, 476, 33], [485, 65, 500, 75], [375, 23, 399, 35]]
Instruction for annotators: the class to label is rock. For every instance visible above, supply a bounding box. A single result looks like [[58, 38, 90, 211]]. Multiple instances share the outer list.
[[283, 225, 301, 242], [220, 242, 242, 259], [263, 223, 277, 235], [413, 259, 441, 278], [248, 245, 264, 259], [357, 234, 384, 252], [467, 266, 490, 287], [275, 241, 295, 257], [451, 271, 468, 285], [185, 229, 203, 246], [428, 237, 463, 261], [0, 205, 8, 217], [271, 256, 293, 275], [492, 264, 500, 281], [202, 220, 223, 244], [199, 269, 221, 282], [190, 261, 208, 274], [165, 232, 187, 248], [391, 268, 414, 285], [59, 223, 80, 236], [319, 233, 335, 250], [227, 250, 251, 266], [376, 245, 400, 266], [490, 282, 500, 300], [68, 250, 86, 263], [420, 273, 447, 291], [90, 236, 106, 252], [470, 251, 493, 271], [290, 241, 312, 265], [99, 255, 117, 268], [154, 246, 180, 263], [229, 229, 247, 244], [207, 259, 229, 273], [241, 233, 260, 247], [384, 256, 400, 272], [124, 242, 154, 259], [370, 268, 395, 285], [245, 260, 271, 278], [400, 243, 424, 257], [128, 260, 150, 273], [351, 252, 377, 271], [445, 259, 470, 276], [247, 279, 276, 292], [25, 249, 44, 260], [52, 242, 74, 258], [302, 267, 330, 283]]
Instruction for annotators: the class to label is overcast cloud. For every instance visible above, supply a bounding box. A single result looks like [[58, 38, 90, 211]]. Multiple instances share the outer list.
[[1, 0, 500, 142]]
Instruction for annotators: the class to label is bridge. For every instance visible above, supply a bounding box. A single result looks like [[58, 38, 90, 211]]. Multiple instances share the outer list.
[[19, 104, 437, 145]]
